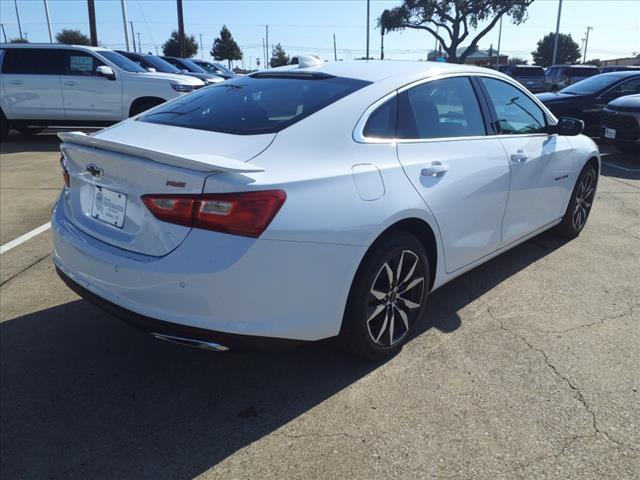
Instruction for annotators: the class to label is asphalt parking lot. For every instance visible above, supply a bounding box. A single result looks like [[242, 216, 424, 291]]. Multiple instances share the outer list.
[[1, 132, 638, 479]]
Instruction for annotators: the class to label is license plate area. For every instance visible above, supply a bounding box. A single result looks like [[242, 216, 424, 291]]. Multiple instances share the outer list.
[[604, 128, 616, 139], [91, 186, 127, 228]]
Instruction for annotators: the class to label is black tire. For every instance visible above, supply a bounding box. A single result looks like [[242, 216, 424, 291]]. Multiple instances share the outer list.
[[17, 127, 43, 136], [615, 142, 640, 154], [129, 99, 164, 117], [339, 231, 430, 361], [0, 112, 9, 142], [555, 163, 598, 239]]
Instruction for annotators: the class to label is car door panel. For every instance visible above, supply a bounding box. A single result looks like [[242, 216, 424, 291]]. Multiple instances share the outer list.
[[61, 50, 122, 121], [394, 76, 510, 273], [0, 48, 65, 120]]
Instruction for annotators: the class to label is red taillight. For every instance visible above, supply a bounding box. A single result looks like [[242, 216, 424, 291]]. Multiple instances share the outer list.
[[60, 155, 70, 188], [141, 190, 286, 238]]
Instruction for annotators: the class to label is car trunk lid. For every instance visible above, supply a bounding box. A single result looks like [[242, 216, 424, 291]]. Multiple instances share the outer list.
[[59, 124, 271, 256]]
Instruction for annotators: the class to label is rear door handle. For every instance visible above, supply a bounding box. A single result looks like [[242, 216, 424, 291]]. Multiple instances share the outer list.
[[510, 150, 528, 163], [63, 80, 77, 86], [421, 162, 450, 176]]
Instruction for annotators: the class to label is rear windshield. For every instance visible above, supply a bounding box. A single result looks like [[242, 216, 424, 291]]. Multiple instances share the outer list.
[[139, 73, 371, 135], [570, 67, 599, 76], [513, 66, 544, 76], [99, 50, 146, 73]]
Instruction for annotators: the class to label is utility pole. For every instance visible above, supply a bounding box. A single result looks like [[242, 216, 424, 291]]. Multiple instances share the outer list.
[[130, 21, 136, 52], [14, 0, 23, 39], [0, 24, 7, 43], [87, 0, 98, 46], [177, 0, 185, 57], [333, 33, 337, 61], [583, 26, 593, 63], [496, 16, 503, 66], [120, 0, 130, 51], [551, 0, 563, 66], [265, 25, 269, 67], [365, 0, 370, 60], [262, 37, 266, 69], [199, 33, 203, 58], [137, 32, 141, 53], [43, 0, 53, 42], [380, 27, 384, 60]]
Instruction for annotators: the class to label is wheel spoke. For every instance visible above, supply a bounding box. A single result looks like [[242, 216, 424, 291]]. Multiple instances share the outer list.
[[383, 262, 394, 287], [388, 308, 395, 344], [396, 251, 405, 284], [401, 253, 419, 284], [370, 289, 386, 301], [394, 305, 409, 331], [398, 295, 421, 310], [373, 310, 389, 344], [367, 304, 386, 323], [399, 276, 424, 295]]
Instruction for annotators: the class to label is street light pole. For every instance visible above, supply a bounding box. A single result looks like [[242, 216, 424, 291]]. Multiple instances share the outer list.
[[137, 32, 141, 53], [120, 0, 130, 51], [87, 0, 98, 47], [583, 26, 593, 63], [496, 16, 503, 66], [43, 0, 53, 43], [365, 0, 370, 60], [177, 0, 185, 57], [199, 33, 203, 58], [130, 21, 136, 52], [14, 0, 23, 39], [551, 0, 563, 66]]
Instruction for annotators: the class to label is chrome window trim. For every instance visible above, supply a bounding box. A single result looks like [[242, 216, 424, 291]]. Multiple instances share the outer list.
[[354, 71, 557, 145]]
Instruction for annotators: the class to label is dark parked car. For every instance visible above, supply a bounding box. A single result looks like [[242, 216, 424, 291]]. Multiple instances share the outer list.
[[191, 59, 236, 79], [599, 65, 640, 73], [160, 56, 224, 83], [117, 51, 222, 84], [497, 65, 546, 93], [601, 94, 640, 153], [537, 71, 640, 136], [544, 65, 600, 91]]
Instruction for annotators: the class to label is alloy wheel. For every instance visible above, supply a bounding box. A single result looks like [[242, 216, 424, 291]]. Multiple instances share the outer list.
[[366, 250, 425, 347], [572, 169, 596, 232]]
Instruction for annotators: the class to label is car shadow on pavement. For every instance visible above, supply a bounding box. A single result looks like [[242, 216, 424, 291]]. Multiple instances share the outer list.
[[0, 232, 567, 479], [1, 132, 63, 154], [596, 142, 640, 182]]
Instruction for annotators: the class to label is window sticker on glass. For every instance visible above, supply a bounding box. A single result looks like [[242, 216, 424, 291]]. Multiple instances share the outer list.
[[69, 55, 93, 72]]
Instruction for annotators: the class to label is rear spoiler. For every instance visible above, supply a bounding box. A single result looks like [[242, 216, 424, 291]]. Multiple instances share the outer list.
[[58, 131, 265, 173]]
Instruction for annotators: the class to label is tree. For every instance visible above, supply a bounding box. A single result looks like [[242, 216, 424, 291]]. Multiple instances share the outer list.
[[531, 32, 580, 67], [508, 56, 528, 65], [211, 26, 242, 68], [270, 43, 289, 67], [379, 0, 534, 64], [586, 58, 601, 67], [162, 30, 198, 57], [9, 37, 29, 43], [55, 29, 91, 45]]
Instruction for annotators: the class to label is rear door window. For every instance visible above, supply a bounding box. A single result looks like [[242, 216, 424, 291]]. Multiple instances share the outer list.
[[139, 73, 371, 135], [397, 76, 486, 139], [1, 48, 65, 74], [480, 77, 547, 134]]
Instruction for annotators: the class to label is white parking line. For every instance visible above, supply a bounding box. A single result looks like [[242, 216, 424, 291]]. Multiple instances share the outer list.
[[602, 161, 640, 173], [0, 222, 51, 255]]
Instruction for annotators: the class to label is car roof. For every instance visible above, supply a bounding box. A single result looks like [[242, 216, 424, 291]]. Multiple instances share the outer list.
[[267, 60, 494, 83], [0, 43, 109, 52]]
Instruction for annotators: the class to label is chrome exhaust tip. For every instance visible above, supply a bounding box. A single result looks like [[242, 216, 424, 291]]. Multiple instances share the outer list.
[[151, 333, 229, 352]]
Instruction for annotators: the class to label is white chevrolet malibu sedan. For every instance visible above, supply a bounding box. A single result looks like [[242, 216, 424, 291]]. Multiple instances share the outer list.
[[53, 60, 600, 360]]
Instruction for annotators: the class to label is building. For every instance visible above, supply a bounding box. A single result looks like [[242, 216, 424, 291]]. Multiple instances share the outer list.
[[600, 57, 640, 67]]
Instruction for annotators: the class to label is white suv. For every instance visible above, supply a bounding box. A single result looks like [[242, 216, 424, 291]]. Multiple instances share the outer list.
[[0, 43, 205, 139]]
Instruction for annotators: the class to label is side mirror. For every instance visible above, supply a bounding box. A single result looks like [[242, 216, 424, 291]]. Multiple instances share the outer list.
[[549, 117, 584, 136], [146, 67, 157, 72], [96, 66, 116, 80]]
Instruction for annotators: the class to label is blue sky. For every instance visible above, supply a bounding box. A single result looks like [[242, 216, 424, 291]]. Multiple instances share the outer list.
[[1, 0, 638, 67]]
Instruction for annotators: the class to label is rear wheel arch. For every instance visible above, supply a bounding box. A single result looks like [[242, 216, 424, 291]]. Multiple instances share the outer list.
[[128, 97, 166, 117]]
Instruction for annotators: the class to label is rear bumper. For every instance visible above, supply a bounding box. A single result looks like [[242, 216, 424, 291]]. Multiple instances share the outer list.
[[52, 193, 367, 341]]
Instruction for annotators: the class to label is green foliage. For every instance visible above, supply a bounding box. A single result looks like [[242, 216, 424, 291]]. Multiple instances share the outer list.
[[379, 0, 534, 63], [270, 43, 289, 67], [162, 30, 199, 57], [586, 58, 601, 67], [211, 26, 242, 68], [531, 32, 581, 67], [9, 38, 29, 43], [508, 56, 528, 65], [55, 29, 91, 45]]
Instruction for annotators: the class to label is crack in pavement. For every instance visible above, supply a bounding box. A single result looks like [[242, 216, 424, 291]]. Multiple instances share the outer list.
[[487, 306, 638, 453], [0, 254, 51, 288], [541, 303, 640, 335]]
